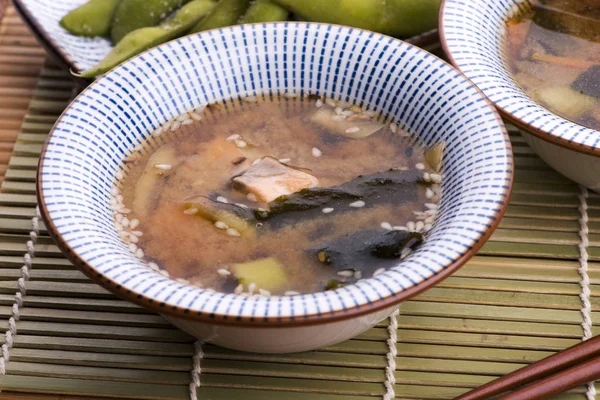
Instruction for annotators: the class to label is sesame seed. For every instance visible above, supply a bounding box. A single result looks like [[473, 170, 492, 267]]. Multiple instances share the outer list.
[[115, 213, 123, 222], [128, 243, 137, 253], [415, 221, 425, 232], [135, 248, 144, 258], [243, 95, 257, 103], [134, 144, 142, 151], [110, 186, 119, 196], [129, 234, 139, 243], [214, 221, 229, 230], [246, 193, 258, 202], [115, 171, 124, 180], [226, 134, 241, 141], [217, 268, 231, 277], [129, 219, 139, 229], [120, 208, 131, 214], [279, 158, 291, 163], [226, 228, 241, 237], [259, 289, 271, 297], [331, 115, 346, 121], [284, 291, 300, 296], [426, 188, 435, 199], [334, 106, 343, 115], [148, 262, 160, 271], [110, 197, 117, 205], [423, 172, 431, 182], [373, 268, 385, 277], [190, 112, 202, 121], [312, 147, 322, 157], [159, 269, 170, 277], [337, 270, 354, 277], [354, 270, 362, 279], [393, 226, 408, 231], [345, 126, 360, 134], [425, 203, 438, 210], [407, 221, 416, 231], [381, 222, 393, 231], [216, 196, 228, 203], [425, 216, 435, 224], [430, 174, 443, 184], [322, 207, 334, 214], [349, 200, 365, 208], [342, 110, 355, 117], [425, 209, 438, 216], [195, 105, 206, 114], [325, 98, 337, 107], [171, 121, 181, 131], [415, 163, 425, 170], [235, 203, 249, 209], [153, 127, 163, 137], [131, 230, 144, 237], [234, 139, 247, 148], [162, 121, 171, 131], [284, 91, 297, 98], [248, 282, 257, 294], [177, 113, 189, 122], [121, 217, 129, 228], [176, 278, 189, 284], [184, 207, 199, 215], [116, 194, 124, 202], [154, 164, 172, 171], [315, 99, 323, 108], [182, 119, 194, 125], [389, 123, 398, 133], [364, 110, 377, 117], [424, 223, 433, 231]]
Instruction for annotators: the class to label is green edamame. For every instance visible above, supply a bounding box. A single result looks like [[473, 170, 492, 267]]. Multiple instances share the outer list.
[[190, 0, 250, 33], [273, 0, 442, 38], [59, 0, 121, 37], [111, 0, 191, 44], [239, 0, 288, 24], [80, 0, 217, 78]]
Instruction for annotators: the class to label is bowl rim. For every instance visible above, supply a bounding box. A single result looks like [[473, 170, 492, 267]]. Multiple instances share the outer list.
[[37, 21, 514, 327], [439, 0, 600, 157]]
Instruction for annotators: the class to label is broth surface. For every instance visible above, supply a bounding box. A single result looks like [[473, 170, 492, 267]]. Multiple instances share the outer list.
[[115, 96, 442, 295]]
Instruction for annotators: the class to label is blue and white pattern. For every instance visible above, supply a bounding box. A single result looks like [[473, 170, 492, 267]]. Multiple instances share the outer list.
[[441, 0, 600, 151], [14, 0, 112, 72], [38, 23, 513, 322]]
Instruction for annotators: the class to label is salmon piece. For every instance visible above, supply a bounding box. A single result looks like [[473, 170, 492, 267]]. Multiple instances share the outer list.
[[232, 157, 319, 202]]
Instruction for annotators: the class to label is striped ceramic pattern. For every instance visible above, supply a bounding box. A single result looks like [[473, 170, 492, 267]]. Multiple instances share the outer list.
[[14, 0, 111, 72], [441, 0, 600, 150], [38, 23, 512, 321]]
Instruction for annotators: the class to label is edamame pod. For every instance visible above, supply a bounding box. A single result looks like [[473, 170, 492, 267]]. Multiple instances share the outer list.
[[111, 0, 191, 44], [190, 0, 250, 33], [273, 0, 442, 38], [59, 0, 121, 37], [239, 0, 288, 24], [80, 0, 217, 78]]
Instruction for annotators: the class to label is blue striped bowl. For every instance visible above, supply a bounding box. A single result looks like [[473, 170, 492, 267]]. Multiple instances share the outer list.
[[440, 0, 600, 191], [37, 23, 513, 353]]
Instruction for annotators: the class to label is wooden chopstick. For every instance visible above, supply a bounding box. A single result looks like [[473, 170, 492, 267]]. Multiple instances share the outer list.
[[455, 335, 600, 400]]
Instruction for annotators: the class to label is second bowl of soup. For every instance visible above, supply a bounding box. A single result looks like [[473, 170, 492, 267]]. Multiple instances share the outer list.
[[441, 0, 600, 191], [38, 23, 513, 353]]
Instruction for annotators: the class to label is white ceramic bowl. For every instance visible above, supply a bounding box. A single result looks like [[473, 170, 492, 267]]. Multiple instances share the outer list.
[[440, 0, 600, 191], [37, 23, 513, 353]]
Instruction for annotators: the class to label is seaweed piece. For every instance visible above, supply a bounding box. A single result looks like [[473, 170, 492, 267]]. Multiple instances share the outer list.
[[572, 66, 600, 99]]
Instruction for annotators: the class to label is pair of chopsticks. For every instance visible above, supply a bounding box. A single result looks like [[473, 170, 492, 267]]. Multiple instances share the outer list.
[[456, 335, 600, 400]]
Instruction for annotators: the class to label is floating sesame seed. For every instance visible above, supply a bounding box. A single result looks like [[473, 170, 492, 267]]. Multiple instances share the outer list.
[[171, 121, 181, 131], [425, 209, 438, 216], [129, 234, 139, 243], [349, 200, 365, 208], [430, 174, 443, 184], [342, 110, 355, 117], [121, 217, 130, 228], [135, 248, 144, 258], [235, 203, 249, 209], [148, 262, 160, 271], [177, 113, 189, 122], [128, 243, 137, 253], [217, 268, 231, 277], [389, 123, 398, 133], [322, 207, 334, 214], [364, 110, 377, 117], [110, 186, 119, 196], [425, 216, 435, 224], [226, 134, 241, 141], [315, 99, 323, 108], [415, 163, 425, 170], [244, 95, 258, 103], [184, 207, 198, 215], [216, 196, 228, 203], [159, 269, 170, 277], [347, 114, 360, 121], [422, 172, 431, 182], [312, 147, 322, 157], [153, 127, 163, 137], [182, 119, 194, 125], [381, 222, 393, 231], [373, 268, 385, 276], [226, 228, 241, 237], [345, 126, 360, 134], [131, 231, 143, 238], [325, 98, 337, 107], [248, 282, 257, 294], [115, 213, 123, 222], [393, 226, 408, 231], [284, 291, 300, 296], [246, 193, 258, 202], [338, 270, 354, 277], [195, 105, 206, 114], [407, 221, 416, 231], [115, 171, 124, 180], [214, 221, 229, 230], [415, 221, 424, 232], [116, 194, 124, 203], [134, 144, 142, 152], [176, 278, 189, 284], [425, 203, 438, 210], [331, 115, 346, 121], [424, 223, 433, 231], [279, 158, 291, 163], [129, 219, 139, 229], [354, 270, 362, 279], [162, 121, 171, 131], [259, 289, 271, 297], [284, 91, 297, 98], [334, 106, 343, 115], [234, 139, 247, 148], [426, 188, 435, 199], [110, 197, 117, 205], [155, 164, 172, 171], [234, 284, 244, 295], [120, 208, 131, 214]]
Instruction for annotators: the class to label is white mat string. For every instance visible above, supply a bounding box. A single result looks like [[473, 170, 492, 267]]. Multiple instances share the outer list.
[[383, 307, 400, 400], [189, 339, 204, 400]]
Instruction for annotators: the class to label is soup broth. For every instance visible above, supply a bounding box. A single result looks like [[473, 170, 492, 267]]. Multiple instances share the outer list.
[[112, 95, 443, 296], [506, 0, 600, 130]]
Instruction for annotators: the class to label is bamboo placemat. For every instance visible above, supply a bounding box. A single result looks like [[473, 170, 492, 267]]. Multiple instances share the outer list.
[[1, 3, 600, 400]]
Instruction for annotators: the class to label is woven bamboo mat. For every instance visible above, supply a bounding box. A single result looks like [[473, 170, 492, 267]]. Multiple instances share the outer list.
[[1, 3, 600, 400]]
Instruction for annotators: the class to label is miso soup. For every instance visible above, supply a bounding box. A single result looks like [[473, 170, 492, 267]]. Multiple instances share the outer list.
[[110, 95, 443, 296]]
